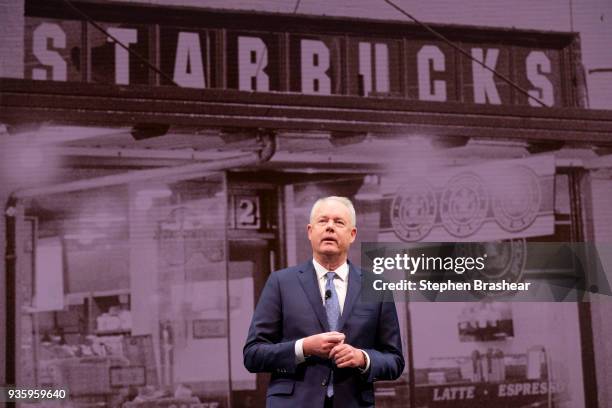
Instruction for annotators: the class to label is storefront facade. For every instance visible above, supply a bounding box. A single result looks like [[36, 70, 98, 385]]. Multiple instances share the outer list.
[[2, 1, 612, 407]]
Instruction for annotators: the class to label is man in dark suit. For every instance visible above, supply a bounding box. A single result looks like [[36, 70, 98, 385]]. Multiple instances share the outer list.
[[244, 196, 404, 407]]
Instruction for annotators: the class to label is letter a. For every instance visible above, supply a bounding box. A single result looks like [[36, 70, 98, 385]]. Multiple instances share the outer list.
[[173, 32, 206, 88]]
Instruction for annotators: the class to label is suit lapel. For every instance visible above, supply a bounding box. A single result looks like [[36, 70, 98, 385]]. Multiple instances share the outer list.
[[297, 261, 329, 331], [337, 262, 362, 333]]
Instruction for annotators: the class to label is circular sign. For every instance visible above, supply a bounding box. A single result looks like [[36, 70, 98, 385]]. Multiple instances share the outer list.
[[492, 165, 541, 232], [440, 172, 489, 237], [390, 183, 437, 242], [456, 239, 527, 297]]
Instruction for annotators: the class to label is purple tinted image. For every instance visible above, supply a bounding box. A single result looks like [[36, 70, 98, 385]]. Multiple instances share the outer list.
[[1, 0, 612, 407]]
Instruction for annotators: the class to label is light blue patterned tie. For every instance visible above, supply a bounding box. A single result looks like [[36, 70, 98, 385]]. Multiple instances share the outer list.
[[325, 271, 341, 397]]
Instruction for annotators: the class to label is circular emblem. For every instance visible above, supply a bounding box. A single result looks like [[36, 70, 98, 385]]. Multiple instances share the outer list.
[[390, 183, 437, 242], [440, 173, 488, 237], [456, 239, 527, 298], [491, 166, 541, 232]]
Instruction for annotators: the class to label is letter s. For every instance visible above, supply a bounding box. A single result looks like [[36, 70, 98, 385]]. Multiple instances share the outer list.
[[32, 23, 67, 81], [526, 51, 554, 107]]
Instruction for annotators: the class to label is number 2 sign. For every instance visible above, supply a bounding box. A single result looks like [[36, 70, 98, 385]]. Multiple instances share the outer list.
[[233, 195, 261, 229]]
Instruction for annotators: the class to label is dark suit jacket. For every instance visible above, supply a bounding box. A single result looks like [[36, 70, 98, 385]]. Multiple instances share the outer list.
[[243, 260, 405, 407]]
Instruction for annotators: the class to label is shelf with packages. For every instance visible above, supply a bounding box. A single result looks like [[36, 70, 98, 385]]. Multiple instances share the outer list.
[[35, 328, 160, 407], [30, 289, 135, 407], [63, 289, 132, 336]]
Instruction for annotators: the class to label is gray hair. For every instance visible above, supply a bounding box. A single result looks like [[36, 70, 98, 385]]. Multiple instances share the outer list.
[[309, 196, 356, 227]]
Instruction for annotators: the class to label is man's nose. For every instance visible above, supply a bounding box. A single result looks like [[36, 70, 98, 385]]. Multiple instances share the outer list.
[[325, 220, 336, 230]]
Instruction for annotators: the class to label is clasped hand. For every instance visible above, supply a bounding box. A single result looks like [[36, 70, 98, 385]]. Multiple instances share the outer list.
[[303, 331, 365, 369]]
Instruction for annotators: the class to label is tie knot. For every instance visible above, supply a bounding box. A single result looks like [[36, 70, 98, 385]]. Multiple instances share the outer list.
[[326, 271, 336, 281]]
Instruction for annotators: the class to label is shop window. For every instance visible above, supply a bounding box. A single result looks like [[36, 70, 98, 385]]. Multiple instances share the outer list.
[[14, 174, 231, 407], [403, 173, 588, 408]]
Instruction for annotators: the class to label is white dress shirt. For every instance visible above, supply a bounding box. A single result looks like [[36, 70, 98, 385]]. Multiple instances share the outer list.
[[294, 259, 370, 372]]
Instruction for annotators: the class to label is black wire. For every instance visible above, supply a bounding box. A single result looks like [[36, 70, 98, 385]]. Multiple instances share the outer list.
[[293, 0, 303, 13], [61, 0, 179, 86], [383, 0, 548, 107]]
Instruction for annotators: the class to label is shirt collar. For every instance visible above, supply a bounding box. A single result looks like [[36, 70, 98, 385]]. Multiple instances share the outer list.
[[312, 258, 349, 282]]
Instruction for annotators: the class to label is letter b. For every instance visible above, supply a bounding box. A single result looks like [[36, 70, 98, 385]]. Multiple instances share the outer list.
[[301, 39, 331, 94]]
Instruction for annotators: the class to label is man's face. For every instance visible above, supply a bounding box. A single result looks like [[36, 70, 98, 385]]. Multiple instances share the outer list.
[[307, 200, 357, 260]]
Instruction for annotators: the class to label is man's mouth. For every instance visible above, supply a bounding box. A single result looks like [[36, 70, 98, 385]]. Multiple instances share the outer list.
[[321, 237, 337, 244]]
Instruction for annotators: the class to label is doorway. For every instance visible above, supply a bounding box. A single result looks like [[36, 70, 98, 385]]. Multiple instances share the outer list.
[[228, 239, 275, 407]]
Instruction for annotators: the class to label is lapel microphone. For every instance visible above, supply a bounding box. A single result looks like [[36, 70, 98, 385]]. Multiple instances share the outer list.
[[325, 289, 332, 300]]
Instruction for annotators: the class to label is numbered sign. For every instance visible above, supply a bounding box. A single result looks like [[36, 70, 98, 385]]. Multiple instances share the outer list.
[[232, 195, 261, 229]]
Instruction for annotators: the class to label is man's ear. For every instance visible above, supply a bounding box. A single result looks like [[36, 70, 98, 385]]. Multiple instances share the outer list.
[[307, 224, 313, 240], [350, 227, 357, 243]]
